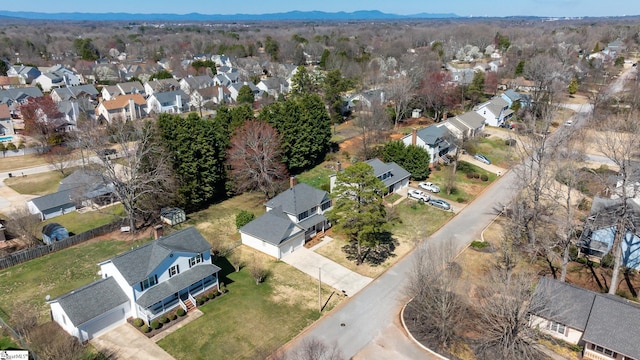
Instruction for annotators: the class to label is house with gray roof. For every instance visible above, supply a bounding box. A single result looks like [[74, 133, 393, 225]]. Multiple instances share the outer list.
[[530, 277, 640, 360], [51, 84, 99, 103], [328, 158, 411, 195], [49, 227, 220, 341], [179, 75, 215, 95], [401, 125, 455, 166], [101, 81, 145, 101], [443, 111, 486, 139], [0, 87, 43, 116], [146, 89, 188, 114], [474, 96, 513, 127], [59, 169, 116, 208], [27, 189, 76, 220], [578, 197, 640, 270], [240, 181, 332, 259]]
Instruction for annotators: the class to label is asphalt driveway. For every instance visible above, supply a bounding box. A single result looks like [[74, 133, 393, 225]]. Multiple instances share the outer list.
[[281, 247, 372, 297], [91, 323, 175, 360]]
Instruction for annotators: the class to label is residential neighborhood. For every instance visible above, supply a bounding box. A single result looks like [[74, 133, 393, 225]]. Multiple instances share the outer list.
[[0, 6, 639, 360]]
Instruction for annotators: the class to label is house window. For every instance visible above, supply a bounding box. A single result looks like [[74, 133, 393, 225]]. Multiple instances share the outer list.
[[189, 253, 203, 267], [592, 344, 616, 357], [309, 206, 317, 214], [298, 210, 310, 221], [140, 274, 158, 290], [321, 201, 332, 211], [169, 265, 180, 278], [547, 321, 566, 335]]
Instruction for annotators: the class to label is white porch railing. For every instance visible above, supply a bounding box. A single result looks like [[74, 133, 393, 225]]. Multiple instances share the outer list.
[[583, 349, 615, 360], [188, 293, 196, 306], [178, 298, 187, 312]]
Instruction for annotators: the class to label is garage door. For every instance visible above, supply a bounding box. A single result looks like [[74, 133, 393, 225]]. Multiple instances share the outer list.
[[80, 304, 128, 341]]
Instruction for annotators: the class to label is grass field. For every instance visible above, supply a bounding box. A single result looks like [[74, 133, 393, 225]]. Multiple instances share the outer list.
[[316, 200, 454, 278], [4, 170, 71, 196], [159, 254, 341, 360], [427, 161, 496, 203], [296, 163, 334, 191], [0, 238, 151, 322], [184, 192, 266, 250], [42, 204, 125, 236], [0, 154, 49, 172]]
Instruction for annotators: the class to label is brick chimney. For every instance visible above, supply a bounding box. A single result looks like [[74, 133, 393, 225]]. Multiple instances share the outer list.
[[153, 224, 164, 239], [411, 128, 417, 146], [290, 176, 297, 188], [442, 112, 448, 121]]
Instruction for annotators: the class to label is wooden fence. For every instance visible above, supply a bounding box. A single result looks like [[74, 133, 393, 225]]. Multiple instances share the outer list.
[[0, 221, 122, 270]]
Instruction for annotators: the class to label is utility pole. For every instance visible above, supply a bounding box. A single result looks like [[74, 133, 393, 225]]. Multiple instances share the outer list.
[[318, 267, 322, 313]]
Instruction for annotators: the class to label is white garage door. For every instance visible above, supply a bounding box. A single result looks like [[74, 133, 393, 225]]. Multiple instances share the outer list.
[[81, 304, 128, 341]]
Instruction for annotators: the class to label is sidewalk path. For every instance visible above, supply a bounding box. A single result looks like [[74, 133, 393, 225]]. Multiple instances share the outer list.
[[282, 247, 372, 297]]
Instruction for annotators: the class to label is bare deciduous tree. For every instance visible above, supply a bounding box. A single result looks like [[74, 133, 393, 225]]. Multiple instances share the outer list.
[[475, 267, 546, 360], [45, 145, 75, 176], [227, 119, 289, 199], [386, 75, 414, 128], [82, 119, 175, 232], [6, 205, 41, 245], [405, 243, 466, 350]]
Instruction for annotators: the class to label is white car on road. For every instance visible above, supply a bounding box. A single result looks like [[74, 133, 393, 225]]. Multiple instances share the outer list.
[[418, 182, 440, 193], [407, 189, 430, 202]]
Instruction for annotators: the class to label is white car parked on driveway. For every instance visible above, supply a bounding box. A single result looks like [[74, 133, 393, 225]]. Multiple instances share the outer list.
[[418, 182, 440, 193], [407, 189, 430, 202]]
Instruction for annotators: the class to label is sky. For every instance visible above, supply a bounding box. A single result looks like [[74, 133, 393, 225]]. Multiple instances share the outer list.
[[2, 0, 640, 18]]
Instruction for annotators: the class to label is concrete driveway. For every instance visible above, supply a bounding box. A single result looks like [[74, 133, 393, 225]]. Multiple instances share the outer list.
[[281, 247, 372, 297], [91, 323, 175, 360], [460, 153, 507, 175]]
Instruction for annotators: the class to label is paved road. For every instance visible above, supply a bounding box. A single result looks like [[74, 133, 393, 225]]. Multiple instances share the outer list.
[[284, 100, 601, 358], [284, 169, 521, 358]]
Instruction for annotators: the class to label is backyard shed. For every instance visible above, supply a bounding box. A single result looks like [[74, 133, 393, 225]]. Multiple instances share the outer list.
[[161, 207, 186, 226], [42, 223, 69, 245]]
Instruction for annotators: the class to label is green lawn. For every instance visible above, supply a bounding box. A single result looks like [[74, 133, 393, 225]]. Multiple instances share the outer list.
[[475, 137, 519, 168], [426, 161, 496, 203], [182, 192, 266, 250], [296, 163, 334, 191], [42, 204, 125, 236], [0, 336, 19, 350], [159, 257, 338, 360], [390, 200, 456, 241], [316, 200, 454, 278], [4, 171, 65, 196], [0, 238, 151, 322]]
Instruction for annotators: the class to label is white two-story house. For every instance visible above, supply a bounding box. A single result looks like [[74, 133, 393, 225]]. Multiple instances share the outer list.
[[474, 96, 513, 127], [402, 125, 455, 166], [239, 180, 332, 259], [48, 227, 220, 342]]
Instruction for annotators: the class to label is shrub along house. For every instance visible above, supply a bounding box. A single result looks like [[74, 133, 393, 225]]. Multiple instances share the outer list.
[[48, 227, 220, 341], [239, 180, 332, 259]]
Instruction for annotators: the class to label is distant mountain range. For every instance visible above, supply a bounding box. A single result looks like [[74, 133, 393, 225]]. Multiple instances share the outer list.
[[0, 10, 460, 21]]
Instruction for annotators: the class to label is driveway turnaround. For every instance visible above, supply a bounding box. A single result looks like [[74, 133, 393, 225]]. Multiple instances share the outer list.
[[91, 323, 175, 360], [281, 247, 372, 297]]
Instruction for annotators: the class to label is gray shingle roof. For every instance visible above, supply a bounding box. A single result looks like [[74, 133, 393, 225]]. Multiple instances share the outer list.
[[52, 85, 98, 101], [365, 158, 411, 188], [136, 264, 220, 308], [265, 183, 329, 217], [413, 125, 450, 146], [583, 295, 640, 359], [182, 75, 214, 90], [456, 111, 485, 129], [29, 189, 73, 212], [152, 90, 188, 104], [503, 89, 521, 102], [0, 87, 43, 105], [531, 277, 596, 331], [108, 227, 211, 285], [240, 207, 304, 246], [51, 277, 128, 326]]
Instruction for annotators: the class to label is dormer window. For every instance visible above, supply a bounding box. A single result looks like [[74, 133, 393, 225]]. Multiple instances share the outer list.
[[169, 265, 180, 278], [189, 253, 203, 267], [140, 274, 158, 291]]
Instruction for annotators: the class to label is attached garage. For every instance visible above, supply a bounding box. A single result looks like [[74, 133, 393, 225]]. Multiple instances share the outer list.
[[48, 277, 131, 342], [79, 302, 130, 341], [239, 208, 305, 260]]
